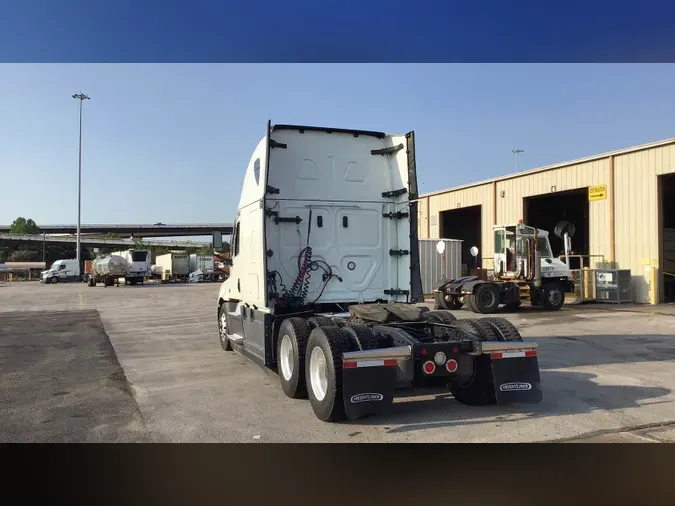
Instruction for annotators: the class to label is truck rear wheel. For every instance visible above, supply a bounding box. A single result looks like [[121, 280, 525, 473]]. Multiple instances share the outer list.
[[481, 317, 523, 342], [472, 284, 500, 314], [542, 282, 564, 311], [341, 324, 386, 351], [307, 316, 336, 329], [422, 310, 457, 337], [435, 292, 464, 310], [305, 326, 357, 422], [218, 305, 233, 351], [277, 317, 312, 399], [449, 322, 498, 406]]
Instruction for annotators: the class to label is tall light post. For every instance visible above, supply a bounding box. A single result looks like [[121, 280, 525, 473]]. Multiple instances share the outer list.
[[512, 148, 524, 172], [72, 92, 90, 266]]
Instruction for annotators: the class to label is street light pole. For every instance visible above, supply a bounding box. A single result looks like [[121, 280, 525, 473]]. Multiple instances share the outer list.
[[72, 92, 90, 266], [512, 148, 524, 172]]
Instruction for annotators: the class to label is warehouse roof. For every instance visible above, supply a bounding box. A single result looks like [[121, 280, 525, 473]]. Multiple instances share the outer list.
[[420, 136, 675, 199]]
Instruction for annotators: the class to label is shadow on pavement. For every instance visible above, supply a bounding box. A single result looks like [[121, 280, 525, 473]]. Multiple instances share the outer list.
[[352, 369, 671, 435]]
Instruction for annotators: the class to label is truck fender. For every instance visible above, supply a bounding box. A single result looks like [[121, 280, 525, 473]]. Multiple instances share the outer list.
[[436, 275, 479, 293]]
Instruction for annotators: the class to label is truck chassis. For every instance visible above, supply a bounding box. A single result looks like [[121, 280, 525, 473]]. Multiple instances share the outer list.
[[219, 303, 542, 422]]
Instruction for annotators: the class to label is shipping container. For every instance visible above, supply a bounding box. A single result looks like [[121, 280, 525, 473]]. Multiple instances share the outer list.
[[419, 238, 462, 296]]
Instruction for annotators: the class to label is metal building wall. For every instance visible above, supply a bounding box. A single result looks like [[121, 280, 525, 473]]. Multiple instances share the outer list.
[[427, 184, 495, 266], [419, 238, 462, 295], [614, 144, 675, 303], [495, 157, 612, 267]]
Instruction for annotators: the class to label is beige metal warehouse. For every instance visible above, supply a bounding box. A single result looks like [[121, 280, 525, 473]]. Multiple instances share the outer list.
[[417, 137, 675, 304]]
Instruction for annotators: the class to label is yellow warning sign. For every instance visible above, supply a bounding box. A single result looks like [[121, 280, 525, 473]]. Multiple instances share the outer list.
[[588, 185, 607, 202]]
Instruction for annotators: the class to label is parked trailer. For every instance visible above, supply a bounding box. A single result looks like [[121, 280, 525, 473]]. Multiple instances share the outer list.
[[215, 121, 543, 422], [156, 253, 190, 283], [189, 254, 219, 281], [87, 255, 128, 287], [110, 249, 151, 285]]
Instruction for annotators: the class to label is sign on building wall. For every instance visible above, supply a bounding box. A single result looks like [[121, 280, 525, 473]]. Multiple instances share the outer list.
[[588, 185, 607, 201]]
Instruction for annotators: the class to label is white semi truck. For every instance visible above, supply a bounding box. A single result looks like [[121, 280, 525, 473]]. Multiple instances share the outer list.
[[215, 122, 542, 422]]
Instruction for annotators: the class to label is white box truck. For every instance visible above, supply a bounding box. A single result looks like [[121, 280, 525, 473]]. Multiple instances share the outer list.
[[156, 252, 190, 282]]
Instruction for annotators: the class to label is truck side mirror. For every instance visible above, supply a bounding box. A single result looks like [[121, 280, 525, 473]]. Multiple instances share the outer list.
[[212, 231, 223, 251]]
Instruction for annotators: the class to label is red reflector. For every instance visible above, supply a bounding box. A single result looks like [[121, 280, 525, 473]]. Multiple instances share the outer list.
[[343, 361, 357, 368], [525, 350, 537, 357], [383, 359, 398, 367], [422, 361, 436, 374], [421, 348, 427, 356], [446, 359, 458, 373], [490, 353, 503, 360], [453, 347, 459, 353]]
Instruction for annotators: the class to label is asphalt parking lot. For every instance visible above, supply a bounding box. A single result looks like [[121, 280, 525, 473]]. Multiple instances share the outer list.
[[1, 281, 675, 442]]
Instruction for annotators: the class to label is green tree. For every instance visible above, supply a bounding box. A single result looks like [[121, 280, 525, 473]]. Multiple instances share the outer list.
[[9, 217, 39, 235]]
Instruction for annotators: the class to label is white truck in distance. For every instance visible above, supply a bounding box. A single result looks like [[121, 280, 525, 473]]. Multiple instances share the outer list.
[[41, 259, 80, 284], [156, 252, 190, 282], [215, 121, 543, 422]]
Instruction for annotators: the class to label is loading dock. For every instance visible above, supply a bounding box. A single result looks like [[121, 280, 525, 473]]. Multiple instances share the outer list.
[[440, 205, 482, 273], [524, 188, 590, 262], [659, 173, 675, 303], [419, 137, 675, 304]]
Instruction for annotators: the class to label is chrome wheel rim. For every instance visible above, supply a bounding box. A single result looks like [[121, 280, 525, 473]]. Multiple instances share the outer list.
[[279, 335, 294, 381], [309, 347, 328, 401], [219, 311, 227, 342]]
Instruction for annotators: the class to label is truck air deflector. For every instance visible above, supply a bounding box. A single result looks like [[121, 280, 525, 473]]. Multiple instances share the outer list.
[[272, 124, 387, 139]]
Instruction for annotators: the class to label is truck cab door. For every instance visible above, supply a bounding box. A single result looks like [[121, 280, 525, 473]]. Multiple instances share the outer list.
[[226, 218, 246, 339]]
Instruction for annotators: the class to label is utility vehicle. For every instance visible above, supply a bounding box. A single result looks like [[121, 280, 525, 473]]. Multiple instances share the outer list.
[[436, 223, 572, 313], [215, 122, 542, 422]]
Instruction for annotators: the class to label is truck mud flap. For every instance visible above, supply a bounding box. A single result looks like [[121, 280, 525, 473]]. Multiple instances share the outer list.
[[490, 353, 543, 405], [342, 359, 398, 420]]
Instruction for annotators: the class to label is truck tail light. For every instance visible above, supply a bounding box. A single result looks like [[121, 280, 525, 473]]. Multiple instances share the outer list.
[[422, 361, 436, 375], [446, 359, 458, 373]]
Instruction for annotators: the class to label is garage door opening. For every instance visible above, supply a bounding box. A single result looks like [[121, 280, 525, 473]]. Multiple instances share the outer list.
[[440, 205, 481, 273], [524, 188, 590, 264], [659, 173, 675, 303]]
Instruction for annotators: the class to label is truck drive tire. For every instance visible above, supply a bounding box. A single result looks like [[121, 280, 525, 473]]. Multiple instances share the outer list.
[[305, 326, 357, 422], [481, 317, 523, 342], [436, 291, 464, 310], [542, 282, 564, 311], [421, 310, 457, 338], [342, 324, 387, 351], [218, 304, 233, 352], [472, 284, 500, 314], [307, 316, 336, 329], [449, 322, 498, 406], [277, 317, 312, 399]]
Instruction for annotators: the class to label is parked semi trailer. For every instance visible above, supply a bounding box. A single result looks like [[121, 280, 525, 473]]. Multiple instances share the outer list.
[[156, 252, 190, 282], [110, 249, 151, 285], [86, 255, 128, 287], [214, 121, 542, 422]]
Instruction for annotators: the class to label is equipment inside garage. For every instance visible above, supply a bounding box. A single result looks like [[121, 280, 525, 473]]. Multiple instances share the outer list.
[[440, 205, 481, 273], [660, 173, 675, 302], [524, 188, 590, 262]]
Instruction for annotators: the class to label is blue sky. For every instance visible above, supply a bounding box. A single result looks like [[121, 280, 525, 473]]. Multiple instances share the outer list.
[[1, 64, 674, 227]]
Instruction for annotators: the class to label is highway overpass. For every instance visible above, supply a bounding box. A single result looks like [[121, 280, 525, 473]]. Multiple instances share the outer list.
[[0, 223, 233, 238], [0, 233, 211, 249]]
